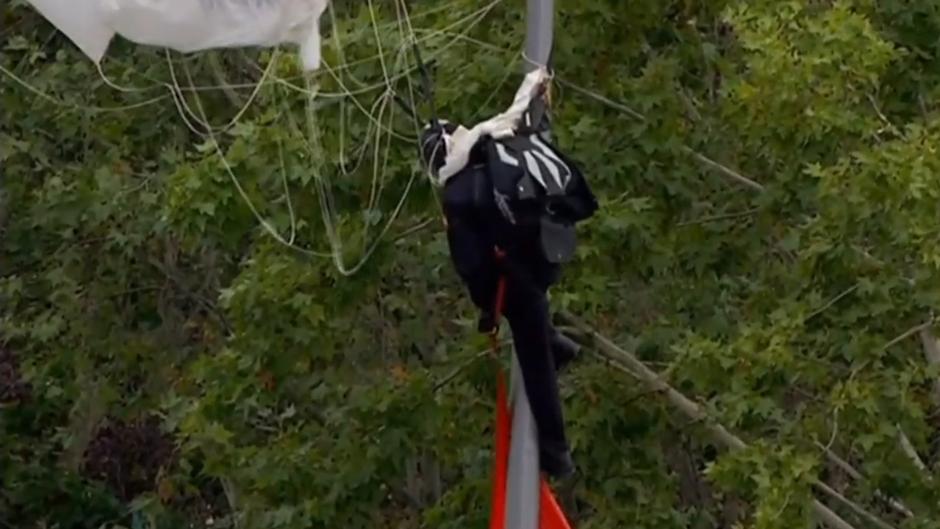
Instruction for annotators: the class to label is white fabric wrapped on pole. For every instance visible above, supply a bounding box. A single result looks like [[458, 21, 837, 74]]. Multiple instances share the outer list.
[[25, 0, 329, 71], [435, 67, 550, 185]]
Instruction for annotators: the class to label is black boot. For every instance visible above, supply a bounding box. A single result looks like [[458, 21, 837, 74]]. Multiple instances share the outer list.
[[550, 331, 581, 372], [540, 445, 576, 480]]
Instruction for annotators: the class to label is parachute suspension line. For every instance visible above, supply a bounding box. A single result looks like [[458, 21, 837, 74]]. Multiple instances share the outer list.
[[277, 124, 298, 247], [163, 53, 216, 136], [222, 0, 461, 102], [252, 0, 504, 145], [95, 60, 155, 94], [392, 0, 447, 225], [312, 5, 392, 180], [393, 0, 451, 226], [183, 56, 332, 258], [327, 10, 410, 251], [0, 63, 170, 113], [299, 78, 420, 277], [166, 50, 277, 135], [176, 49, 316, 254], [370, 89, 397, 217], [0, 0, 500, 120], [272, 0, 465, 276], [328, 2, 352, 174], [174, 48, 405, 265], [279, 56, 416, 276], [366, 0, 394, 97], [341, 94, 385, 179]]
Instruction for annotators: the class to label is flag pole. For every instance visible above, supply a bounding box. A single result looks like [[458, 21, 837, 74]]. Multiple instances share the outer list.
[[504, 3, 554, 528]]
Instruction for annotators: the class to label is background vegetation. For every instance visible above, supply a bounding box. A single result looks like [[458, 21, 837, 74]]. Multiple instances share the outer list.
[[3, 0, 940, 527]]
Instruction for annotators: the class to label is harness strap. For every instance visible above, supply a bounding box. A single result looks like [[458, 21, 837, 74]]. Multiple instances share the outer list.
[[488, 245, 510, 529], [489, 246, 508, 345]]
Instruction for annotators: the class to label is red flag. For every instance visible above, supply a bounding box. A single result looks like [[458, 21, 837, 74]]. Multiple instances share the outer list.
[[539, 479, 571, 529]]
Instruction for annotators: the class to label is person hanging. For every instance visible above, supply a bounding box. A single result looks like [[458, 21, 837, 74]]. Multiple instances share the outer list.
[[420, 71, 598, 479]]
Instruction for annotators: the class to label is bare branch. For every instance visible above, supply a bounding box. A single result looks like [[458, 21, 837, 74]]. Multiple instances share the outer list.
[[804, 284, 860, 323], [433, 342, 510, 392], [919, 327, 940, 406], [681, 147, 766, 192], [677, 207, 761, 227], [897, 426, 930, 475], [556, 77, 766, 192], [882, 320, 935, 351], [814, 441, 914, 518], [559, 311, 904, 529], [867, 93, 900, 137], [393, 217, 439, 243], [555, 78, 646, 122], [814, 481, 897, 529]]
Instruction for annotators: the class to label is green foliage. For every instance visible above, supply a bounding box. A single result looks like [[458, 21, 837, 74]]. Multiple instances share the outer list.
[[4, 0, 940, 528]]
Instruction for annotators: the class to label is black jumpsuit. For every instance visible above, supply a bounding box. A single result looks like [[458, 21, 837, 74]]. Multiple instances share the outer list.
[[440, 157, 575, 479]]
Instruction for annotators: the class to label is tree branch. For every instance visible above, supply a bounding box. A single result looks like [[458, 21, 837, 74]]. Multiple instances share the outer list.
[[804, 284, 859, 323], [393, 217, 439, 243], [814, 441, 914, 519], [882, 320, 935, 351], [918, 326, 940, 406], [556, 77, 765, 192], [681, 147, 766, 192], [814, 481, 897, 529], [559, 311, 902, 529], [897, 426, 930, 476], [433, 340, 511, 392], [677, 207, 761, 227]]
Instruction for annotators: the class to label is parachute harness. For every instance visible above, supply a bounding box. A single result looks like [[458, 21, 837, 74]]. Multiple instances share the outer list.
[[487, 246, 511, 529], [489, 247, 509, 352]]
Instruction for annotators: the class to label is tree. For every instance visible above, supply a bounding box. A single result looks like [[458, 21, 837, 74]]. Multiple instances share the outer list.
[[2, 1, 940, 528]]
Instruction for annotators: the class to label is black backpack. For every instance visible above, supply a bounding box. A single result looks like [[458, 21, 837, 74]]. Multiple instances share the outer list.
[[480, 130, 598, 263], [423, 122, 598, 264]]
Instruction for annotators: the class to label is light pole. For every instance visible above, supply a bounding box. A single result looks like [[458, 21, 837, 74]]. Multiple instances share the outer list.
[[504, 3, 554, 528]]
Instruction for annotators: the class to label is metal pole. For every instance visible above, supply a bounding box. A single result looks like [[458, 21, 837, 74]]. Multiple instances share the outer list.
[[522, 0, 553, 136], [523, 0, 554, 73], [505, 3, 554, 528], [505, 356, 541, 529]]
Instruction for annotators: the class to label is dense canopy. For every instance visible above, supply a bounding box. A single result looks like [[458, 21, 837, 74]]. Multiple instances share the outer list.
[[3, 1, 940, 528]]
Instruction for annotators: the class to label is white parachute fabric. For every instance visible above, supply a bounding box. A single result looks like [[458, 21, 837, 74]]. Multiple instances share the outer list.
[[435, 67, 550, 185], [26, 0, 113, 63], [25, 0, 329, 71]]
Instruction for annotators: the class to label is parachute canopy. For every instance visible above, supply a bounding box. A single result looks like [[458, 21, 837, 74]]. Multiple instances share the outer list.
[[26, 0, 329, 70]]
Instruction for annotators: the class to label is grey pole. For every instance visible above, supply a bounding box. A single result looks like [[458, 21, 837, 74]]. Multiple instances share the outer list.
[[504, 3, 554, 528], [505, 355, 541, 529], [523, 0, 554, 74]]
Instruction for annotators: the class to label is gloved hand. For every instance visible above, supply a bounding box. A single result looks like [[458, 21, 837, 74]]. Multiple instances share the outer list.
[[477, 310, 497, 334]]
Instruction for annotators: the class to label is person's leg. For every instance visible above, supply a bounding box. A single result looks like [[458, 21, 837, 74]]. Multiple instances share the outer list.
[[507, 238, 580, 371], [501, 258, 574, 478], [445, 214, 497, 310], [522, 252, 581, 371]]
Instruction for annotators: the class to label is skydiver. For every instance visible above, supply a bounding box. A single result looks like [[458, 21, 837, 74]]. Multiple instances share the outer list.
[[420, 109, 598, 480]]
